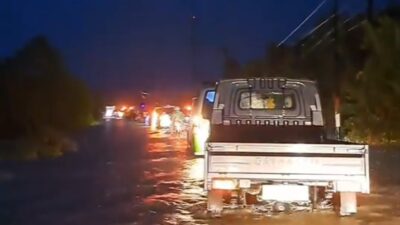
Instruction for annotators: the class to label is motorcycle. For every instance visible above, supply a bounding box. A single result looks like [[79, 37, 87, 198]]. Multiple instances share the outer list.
[[172, 120, 189, 138]]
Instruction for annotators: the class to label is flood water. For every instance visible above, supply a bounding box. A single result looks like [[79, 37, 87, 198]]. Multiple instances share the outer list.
[[1, 120, 400, 225]]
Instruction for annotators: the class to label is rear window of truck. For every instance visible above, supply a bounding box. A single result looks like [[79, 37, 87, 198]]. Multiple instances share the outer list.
[[239, 91, 296, 110]]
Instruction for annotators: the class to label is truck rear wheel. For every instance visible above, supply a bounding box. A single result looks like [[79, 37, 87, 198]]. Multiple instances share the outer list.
[[207, 190, 224, 217], [339, 192, 357, 216], [273, 202, 291, 212]]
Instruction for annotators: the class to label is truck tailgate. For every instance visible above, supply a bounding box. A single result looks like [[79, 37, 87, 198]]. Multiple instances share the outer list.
[[206, 142, 369, 192]]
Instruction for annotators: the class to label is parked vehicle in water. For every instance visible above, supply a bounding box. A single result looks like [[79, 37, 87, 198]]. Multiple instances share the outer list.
[[150, 105, 175, 131], [103, 106, 116, 120], [205, 77, 369, 216], [187, 87, 215, 156]]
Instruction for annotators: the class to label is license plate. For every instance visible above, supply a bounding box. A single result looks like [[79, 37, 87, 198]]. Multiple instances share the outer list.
[[261, 185, 309, 202]]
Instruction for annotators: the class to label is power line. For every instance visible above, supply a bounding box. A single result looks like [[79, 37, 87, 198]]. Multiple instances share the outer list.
[[300, 14, 334, 40], [347, 19, 366, 32], [299, 0, 355, 41], [305, 29, 334, 53], [277, 0, 327, 47], [302, 1, 368, 54]]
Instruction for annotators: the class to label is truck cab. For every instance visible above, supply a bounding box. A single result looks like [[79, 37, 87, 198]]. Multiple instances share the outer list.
[[205, 78, 369, 216], [187, 87, 215, 156]]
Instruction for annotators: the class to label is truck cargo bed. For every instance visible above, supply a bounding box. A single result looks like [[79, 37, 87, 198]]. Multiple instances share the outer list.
[[209, 125, 351, 144], [206, 142, 370, 193]]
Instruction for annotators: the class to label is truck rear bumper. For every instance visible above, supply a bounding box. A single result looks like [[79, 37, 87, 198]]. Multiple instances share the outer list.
[[206, 172, 369, 193]]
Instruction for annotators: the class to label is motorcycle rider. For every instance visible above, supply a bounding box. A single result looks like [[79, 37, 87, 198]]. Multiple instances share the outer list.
[[171, 106, 185, 135]]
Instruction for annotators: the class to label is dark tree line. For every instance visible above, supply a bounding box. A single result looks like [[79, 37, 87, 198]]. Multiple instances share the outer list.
[[222, 6, 400, 144], [0, 36, 99, 159]]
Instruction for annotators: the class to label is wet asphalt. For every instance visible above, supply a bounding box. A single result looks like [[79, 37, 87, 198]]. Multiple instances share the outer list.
[[1, 120, 400, 225]]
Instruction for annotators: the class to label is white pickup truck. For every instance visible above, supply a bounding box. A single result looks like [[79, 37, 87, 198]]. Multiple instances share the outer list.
[[205, 78, 369, 216]]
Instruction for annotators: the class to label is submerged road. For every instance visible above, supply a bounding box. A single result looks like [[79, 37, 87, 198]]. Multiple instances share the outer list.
[[0, 120, 400, 225]]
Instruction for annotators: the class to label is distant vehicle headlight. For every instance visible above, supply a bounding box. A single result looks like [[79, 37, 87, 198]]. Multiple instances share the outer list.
[[117, 111, 124, 118], [159, 114, 171, 128]]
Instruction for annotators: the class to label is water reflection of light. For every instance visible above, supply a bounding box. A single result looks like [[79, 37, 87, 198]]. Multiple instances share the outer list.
[[187, 158, 204, 181]]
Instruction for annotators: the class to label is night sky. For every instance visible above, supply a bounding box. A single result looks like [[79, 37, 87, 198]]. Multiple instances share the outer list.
[[0, 0, 393, 101]]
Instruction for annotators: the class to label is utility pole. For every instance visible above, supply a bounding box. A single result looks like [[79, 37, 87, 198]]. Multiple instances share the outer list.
[[333, 0, 341, 139], [367, 0, 374, 22], [189, 0, 197, 86]]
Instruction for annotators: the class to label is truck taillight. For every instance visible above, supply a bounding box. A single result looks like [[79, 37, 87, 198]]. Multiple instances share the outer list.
[[212, 179, 237, 190], [150, 111, 158, 131]]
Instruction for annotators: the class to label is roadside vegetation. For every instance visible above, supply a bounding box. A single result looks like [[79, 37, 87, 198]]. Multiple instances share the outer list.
[[0, 36, 101, 160], [222, 6, 400, 145]]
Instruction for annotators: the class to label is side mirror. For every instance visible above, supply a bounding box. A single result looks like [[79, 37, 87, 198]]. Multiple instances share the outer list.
[[211, 104, 224, 124], [310, 105, 323, 126]]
